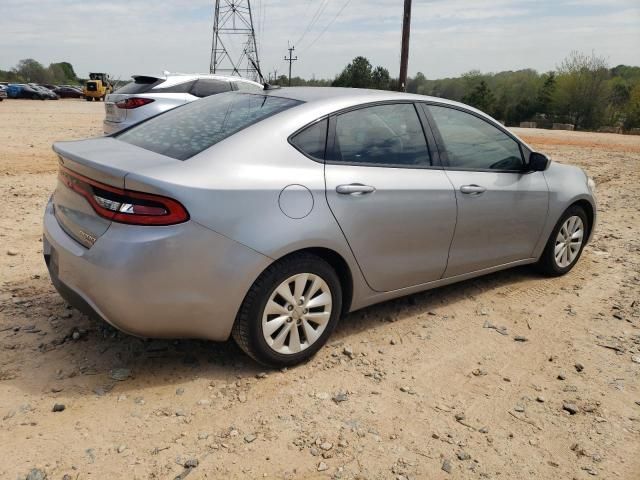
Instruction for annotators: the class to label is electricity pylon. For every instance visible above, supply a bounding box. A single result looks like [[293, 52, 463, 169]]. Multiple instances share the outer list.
[[210, 0, 261, 81]]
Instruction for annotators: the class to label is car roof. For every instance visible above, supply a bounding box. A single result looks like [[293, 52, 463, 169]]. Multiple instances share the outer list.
[[262, 86, 466, 109], [256, 86, 493, 123]]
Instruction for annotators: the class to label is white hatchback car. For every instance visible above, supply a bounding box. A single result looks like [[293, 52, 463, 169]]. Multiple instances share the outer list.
[[103, 73, 263, 134]]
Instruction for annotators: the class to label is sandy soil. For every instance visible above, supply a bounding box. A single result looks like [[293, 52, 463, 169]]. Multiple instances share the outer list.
[[1, 99, 639, 480]]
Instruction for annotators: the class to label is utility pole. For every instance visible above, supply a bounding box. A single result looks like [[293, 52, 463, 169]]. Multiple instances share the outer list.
[[399, 0, 412, 92], [284, 45, 298, 87]]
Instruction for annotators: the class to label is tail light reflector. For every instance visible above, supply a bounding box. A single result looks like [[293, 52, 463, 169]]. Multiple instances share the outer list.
[[115, 97, 155, 109], [59, 166, 189, 226]]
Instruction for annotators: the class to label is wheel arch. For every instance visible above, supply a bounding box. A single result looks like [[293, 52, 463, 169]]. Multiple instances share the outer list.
[[272, 247, 354, 316], [570, 199, 595, 243]]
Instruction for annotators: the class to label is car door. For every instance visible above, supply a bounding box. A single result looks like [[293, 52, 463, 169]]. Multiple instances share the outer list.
[[424, 104, 549, 277], [323, 102, 457, 292]]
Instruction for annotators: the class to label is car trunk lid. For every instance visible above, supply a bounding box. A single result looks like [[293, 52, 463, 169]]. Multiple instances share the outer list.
[[52, 137, 178, 248]]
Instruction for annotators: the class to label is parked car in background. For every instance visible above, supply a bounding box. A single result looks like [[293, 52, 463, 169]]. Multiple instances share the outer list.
[[0, 85, 7, 101], [30, 84, 59, 100], [8, 84, 47, 100], [103, 73, 263, 134], [54, 86, 84, 98], [44, 88, 597, 367]]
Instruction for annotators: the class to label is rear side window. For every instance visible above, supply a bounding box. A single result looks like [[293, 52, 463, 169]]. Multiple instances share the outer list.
[[290, 119, 328, 160], [115, 76, 165, 94], [331, 103, 430, 167], [190, 79, 232, 98], [117, 93, 302, 160], [235, 81, 263, 93], [428, 105, 523, 171]]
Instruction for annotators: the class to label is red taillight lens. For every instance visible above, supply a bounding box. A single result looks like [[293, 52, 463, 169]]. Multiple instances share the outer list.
[[59, 166, 189, 226], [115, 97, 155, 109]]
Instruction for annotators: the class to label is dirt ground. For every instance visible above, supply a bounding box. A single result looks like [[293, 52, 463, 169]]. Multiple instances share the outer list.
[[1, 99, 639, 480]]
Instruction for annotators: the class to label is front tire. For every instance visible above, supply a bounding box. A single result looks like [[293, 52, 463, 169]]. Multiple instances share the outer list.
[[536, 205, 588, 276], [232, 253, 342, 367]]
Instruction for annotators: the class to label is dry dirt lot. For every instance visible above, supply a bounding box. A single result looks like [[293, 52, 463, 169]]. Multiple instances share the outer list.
[[1, 99, 639, 480]]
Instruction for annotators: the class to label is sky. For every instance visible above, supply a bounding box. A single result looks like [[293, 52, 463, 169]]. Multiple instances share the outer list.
[[1, 0, 639, 81]]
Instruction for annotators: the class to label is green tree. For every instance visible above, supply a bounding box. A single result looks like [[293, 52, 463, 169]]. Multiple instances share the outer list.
[[623, 84, 640, 130], [536, 72, 556, 114], [48, 62, 78, 84], [332, 56, 373, 88], [371, 66, 391, 90], [14, 58, 50, 83], [553, 51, 609, 129], [462, 80, 495, 113], [407, 71, 427, 94]]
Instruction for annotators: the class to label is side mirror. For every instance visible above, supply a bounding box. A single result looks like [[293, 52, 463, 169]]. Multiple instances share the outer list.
[[529, 152, 550, 172]]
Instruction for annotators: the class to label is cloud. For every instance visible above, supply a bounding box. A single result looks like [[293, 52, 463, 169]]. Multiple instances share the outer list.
[[0, 0, 638, 81]]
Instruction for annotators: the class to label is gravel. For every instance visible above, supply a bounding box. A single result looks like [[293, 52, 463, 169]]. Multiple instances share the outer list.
[[109, 368, 131, 381]]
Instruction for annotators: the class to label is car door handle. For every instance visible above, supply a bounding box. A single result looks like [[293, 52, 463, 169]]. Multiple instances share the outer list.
[[336, 184, 376, 195], [460, 184, 487, 195]]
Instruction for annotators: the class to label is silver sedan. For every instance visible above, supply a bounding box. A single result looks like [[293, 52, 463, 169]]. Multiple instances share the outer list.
[[43, 88, 597, 366]]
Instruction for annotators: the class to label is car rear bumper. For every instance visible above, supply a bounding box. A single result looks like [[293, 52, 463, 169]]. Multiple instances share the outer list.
[[103, 120, 130, 135], [43, 199, 272, 341]]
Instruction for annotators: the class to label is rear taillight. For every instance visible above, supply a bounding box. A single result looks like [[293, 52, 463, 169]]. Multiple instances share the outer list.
[[115, 97, 155, 109], [59, 167, 189, 226]]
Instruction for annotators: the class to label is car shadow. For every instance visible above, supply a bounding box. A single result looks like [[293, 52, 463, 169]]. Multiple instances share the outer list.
[[3, 265, 542, 397]]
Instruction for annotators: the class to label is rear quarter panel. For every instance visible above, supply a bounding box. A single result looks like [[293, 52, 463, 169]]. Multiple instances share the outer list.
[[123, 108, 374, 311]]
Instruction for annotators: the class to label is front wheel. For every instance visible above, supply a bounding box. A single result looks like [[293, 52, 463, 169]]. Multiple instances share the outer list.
[[536, 205, 588, 276], [232, 253, 342, 367]]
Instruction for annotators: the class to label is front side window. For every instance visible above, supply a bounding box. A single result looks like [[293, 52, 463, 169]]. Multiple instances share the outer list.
[[331, 103, 430, 167], [117, 93, 301, 160], [428, 105, 523, 171], [290, 119, 328, 160]]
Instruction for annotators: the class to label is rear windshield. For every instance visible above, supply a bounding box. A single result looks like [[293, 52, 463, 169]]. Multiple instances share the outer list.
[[115, 76, 166, 94], [117, 92, 301, 160]]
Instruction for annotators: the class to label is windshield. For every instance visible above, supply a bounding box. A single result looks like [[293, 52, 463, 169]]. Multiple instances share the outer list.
[[117, 92, 301, 160]]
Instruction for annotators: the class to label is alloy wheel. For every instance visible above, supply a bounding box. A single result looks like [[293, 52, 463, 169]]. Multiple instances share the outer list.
[[261, 273, 332, 355], [554, 215, 584, 268]]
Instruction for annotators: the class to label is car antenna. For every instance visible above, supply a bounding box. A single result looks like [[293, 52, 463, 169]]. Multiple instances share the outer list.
[[248, 58, 281, 91]]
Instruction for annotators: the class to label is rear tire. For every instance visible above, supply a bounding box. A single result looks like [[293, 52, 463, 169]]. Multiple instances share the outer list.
[[232, 253, 342, 367], [536, 205, 588, 276]]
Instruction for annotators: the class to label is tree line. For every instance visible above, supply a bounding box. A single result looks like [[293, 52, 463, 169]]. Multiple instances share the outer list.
[[0, 58, 80, 85], [275, 51, 640, 132], [3, 52, 639, 131]]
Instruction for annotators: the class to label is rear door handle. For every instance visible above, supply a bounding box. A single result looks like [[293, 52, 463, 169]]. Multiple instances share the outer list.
[[460, 184, 487, 195], [336, 184, 376, 195]]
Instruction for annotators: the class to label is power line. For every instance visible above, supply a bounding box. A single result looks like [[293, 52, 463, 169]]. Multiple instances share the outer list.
[[300, 0, 353, 53], [295, 0, 330, 47]]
